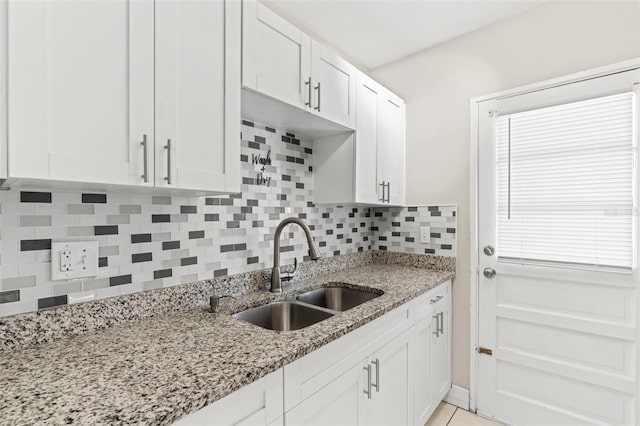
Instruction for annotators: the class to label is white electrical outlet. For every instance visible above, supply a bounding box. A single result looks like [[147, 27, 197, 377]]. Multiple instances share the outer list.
[[51, 241, 99, 280], [420, 226, 431, 244]]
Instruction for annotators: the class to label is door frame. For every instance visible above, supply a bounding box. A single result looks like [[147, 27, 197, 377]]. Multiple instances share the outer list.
[[468, 57, 640, 415]]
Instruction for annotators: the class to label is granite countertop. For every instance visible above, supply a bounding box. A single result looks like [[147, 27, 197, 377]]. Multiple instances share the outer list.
[[0, 262, 454, 425]]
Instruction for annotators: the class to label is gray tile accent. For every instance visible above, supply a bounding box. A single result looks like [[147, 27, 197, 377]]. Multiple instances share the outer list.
[[119, 204, 142, 214], [0, 290, 20, 304], [2, 276, 36, 291], [19, 215, 52, 227], [68, 204, 95, 215], [67, 226, 94, 237], [152, 196, 172, 205]]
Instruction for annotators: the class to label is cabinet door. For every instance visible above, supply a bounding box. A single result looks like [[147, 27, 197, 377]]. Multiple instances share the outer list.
[[310, 40, 357, 128], [285, 361, 367, 426], [431, 297, 452, 402], [367, 330, 411, 426], [155, 0, 241, 193], [7, 0, 154, 186], [242, 0, 311, 109], [354, 72, 383, 204], [378, 91, 406, 206], [173, 368, 283, 426], [412, 309, 436, 426]]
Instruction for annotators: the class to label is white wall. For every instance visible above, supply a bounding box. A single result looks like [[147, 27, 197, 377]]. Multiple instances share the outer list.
[[372, 0, 640, 389]]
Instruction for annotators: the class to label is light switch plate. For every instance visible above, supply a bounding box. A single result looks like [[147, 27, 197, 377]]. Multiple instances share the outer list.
[[420, 226, 431, 244], [51, 241, 99, 280]]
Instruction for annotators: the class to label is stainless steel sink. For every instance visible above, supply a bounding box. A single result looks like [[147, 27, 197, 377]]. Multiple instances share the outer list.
[[296, 286, 382, 312], [233, 301, 334, 331]]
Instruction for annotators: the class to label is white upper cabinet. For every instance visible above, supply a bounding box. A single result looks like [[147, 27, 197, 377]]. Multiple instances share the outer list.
[[310, 40, 357, 128], [6, 0, 154, 187], [3, 0, 240, 194], [242, 0, 356, 130], [314, 71, 406, 206], [242, 0, 311, 109], [354, 73, 383, 204], [377, 90, 406, 206], [155, 0, 241, 193]]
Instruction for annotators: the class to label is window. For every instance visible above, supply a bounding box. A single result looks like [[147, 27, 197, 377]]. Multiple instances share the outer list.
[[497, 92, 636, 269]]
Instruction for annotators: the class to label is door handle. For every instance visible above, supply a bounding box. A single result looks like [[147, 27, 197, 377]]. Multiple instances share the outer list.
[[433, 314, 440, 337], [164, 139, 172, 185], [385, 182, 390, 203], [438, 311, 444, 334], [483, 267, 496, 278], [304, 78, 312, 107], [363, 364, 372, 399], [379, 181, 385, 202], [314, 82, 321, 111], [140, 134, 148, 183], [372, 359, 380, 392]]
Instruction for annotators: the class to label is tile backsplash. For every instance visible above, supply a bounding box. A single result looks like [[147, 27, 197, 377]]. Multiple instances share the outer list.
[[0, 120, 456, 317]]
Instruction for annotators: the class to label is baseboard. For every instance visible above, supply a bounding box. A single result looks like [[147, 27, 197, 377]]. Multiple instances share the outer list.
[[444, 385, 470, 410]]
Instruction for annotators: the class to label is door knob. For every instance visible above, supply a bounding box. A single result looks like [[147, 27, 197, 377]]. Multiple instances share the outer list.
[[483, 245, 495, 256], [483, 268, 496, 278]]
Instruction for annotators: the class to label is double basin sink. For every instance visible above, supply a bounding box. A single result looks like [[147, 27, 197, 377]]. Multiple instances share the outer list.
[[233, 285, 383, 331]]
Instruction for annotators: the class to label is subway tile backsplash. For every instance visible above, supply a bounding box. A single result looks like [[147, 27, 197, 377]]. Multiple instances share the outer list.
[[0, 121, 456, 317]]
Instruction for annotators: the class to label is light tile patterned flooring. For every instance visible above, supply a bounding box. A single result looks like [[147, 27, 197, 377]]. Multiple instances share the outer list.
[[427, 402, 502, 426]]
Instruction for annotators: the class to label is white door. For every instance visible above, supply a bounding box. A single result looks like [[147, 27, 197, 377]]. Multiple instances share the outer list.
[[285, 361, 367, 426], [242, 0, 311, 110], [477, 69, 639, 425], [310, 40, 357, 128], [7, 0, 154, 186], [155, 0, 241, 193], [378, 91, 406, 206], [366, 330, 411, 426], [355, 72, 383, 204]]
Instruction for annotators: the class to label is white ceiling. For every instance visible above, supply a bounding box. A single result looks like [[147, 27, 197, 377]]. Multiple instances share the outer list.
[[266, 0, 544, 69]]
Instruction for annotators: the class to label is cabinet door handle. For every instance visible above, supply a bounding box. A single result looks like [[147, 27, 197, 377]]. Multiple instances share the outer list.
[[363, 364, 372, 399], [140, 134, 149, 183], [439, 311, 444, 334], [314, 82, 321, 111], [385, 182, 390, 203], [164, 139, 172, 185], [372, 359, 380, 392], [304, 78, 312, 107], [379, 181, 385, 202], [433, 314, 440, 337]]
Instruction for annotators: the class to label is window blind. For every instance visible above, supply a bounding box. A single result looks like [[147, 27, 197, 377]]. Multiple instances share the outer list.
[[497, 92, 636, 270]]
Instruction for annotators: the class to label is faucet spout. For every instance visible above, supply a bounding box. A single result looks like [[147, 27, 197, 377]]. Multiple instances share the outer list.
[[271, 217, 322, 293]]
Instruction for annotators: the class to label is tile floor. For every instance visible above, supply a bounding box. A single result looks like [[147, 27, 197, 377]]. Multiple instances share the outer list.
[[427, 402, 502, 426]]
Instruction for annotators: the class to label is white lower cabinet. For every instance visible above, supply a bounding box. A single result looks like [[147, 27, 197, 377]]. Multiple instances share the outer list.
[[174, 281, 452, 426], [365, 331, 412, 426], [412, 285, 452, 425], [285, 361, 366, 425], [173, 369, 283, 426]]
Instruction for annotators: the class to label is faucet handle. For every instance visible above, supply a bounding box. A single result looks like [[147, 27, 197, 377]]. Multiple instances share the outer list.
[[280, 258, 298, 282]]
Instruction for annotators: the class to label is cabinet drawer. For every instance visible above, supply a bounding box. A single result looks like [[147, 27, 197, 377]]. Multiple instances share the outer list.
[[412, 280, 450, 320], [284, 303, 411, 412]]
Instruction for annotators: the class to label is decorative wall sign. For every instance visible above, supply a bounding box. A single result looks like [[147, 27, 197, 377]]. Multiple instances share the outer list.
[[253, 150, 272, 187]]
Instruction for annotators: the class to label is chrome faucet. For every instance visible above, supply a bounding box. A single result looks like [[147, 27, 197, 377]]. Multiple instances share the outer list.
[[271, 217, 322, 293]]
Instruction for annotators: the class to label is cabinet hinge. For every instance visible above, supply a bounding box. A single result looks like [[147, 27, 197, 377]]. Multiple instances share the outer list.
[[477, 346, 493, 356]]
